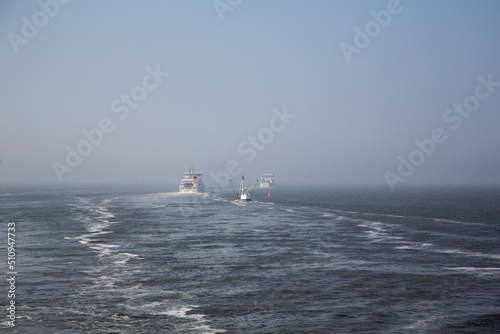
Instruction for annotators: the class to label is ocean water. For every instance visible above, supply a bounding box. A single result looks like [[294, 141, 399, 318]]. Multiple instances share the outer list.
[[1, 184, 499, 333]]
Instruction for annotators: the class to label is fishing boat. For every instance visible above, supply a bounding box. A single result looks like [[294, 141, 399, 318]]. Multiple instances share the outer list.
[[179, 166, 205, 193], [232, 176, 258, 201]]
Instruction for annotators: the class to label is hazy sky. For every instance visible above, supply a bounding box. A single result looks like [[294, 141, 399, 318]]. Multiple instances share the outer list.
[[1, 0, 499, 189]]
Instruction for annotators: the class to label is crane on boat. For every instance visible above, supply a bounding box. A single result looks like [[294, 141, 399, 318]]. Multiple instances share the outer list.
[[229, 175, 259, 201]]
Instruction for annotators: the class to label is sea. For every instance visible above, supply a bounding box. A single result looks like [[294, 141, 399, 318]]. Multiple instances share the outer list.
[[1, 184, 499, 333]]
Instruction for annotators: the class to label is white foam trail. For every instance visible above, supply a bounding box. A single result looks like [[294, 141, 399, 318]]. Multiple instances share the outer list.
[[359, 221, 403, 242], [396, 243, 500, 260], [396, 245, 413, 250], [432, 217, 484, 226], [69, 197, 142, 265], [395, 243, 432, 250], [165, 306, 204, 320], [449, 267, 500, 271], [161, 306, 226, 334], [447, 267, 500, 277], [440, 249, 500, 260], [113, 253, 142, 265], [68, 193, 221, 334], [401, 313, 445, 332]]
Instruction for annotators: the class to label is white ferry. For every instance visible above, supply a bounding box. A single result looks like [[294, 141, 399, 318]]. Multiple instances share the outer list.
[[179, 166, 205, 193], [260, 173, 275, 188]]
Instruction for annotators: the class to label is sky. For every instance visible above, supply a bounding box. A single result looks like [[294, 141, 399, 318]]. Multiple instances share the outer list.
[[1, 0, 499, 189]]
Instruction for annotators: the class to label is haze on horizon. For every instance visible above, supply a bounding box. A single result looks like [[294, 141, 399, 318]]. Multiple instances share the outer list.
[[1, 0, 499, 190]]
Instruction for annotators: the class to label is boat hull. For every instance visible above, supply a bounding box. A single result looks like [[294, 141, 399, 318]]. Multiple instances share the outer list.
[[179, 184, 205, 193], [240, 194, 251, 201]]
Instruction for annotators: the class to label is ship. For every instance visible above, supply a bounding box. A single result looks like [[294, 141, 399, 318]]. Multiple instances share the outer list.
[[179, 166, 205, 193], [231, 176, 259, 201], [260, 173, 275, 188]]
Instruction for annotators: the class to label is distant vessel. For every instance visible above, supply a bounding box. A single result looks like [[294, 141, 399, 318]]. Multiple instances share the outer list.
[[260, 173, 275, 188], [233, 176, 258, 201], [179, 166, 205, 193]]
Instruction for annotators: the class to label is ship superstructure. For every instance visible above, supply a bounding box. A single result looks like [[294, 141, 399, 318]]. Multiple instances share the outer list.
[[179, 166, 205, 193], [260, 173, 275, 188]]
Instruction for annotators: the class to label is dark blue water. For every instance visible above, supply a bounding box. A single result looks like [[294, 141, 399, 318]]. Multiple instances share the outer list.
[[1, 185, 499, 333]]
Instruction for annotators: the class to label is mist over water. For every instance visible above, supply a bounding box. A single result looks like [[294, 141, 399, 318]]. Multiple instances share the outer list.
[[1, 2, 500, 186]]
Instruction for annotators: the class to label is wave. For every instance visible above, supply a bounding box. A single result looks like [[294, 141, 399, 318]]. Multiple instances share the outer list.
[[431, 217, 485, 226], [119, 300, 226, 334], [396, 243, 500, 260], [358, 220, 404, 242], [67, 194, 227, 334], [161, 306, 226, 334], [447, 267, 500, 277], [439, 248, 500, 260], [362, 212, 405, 218], [395, 243, 433, 250], [69, 196, 142, 263]]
